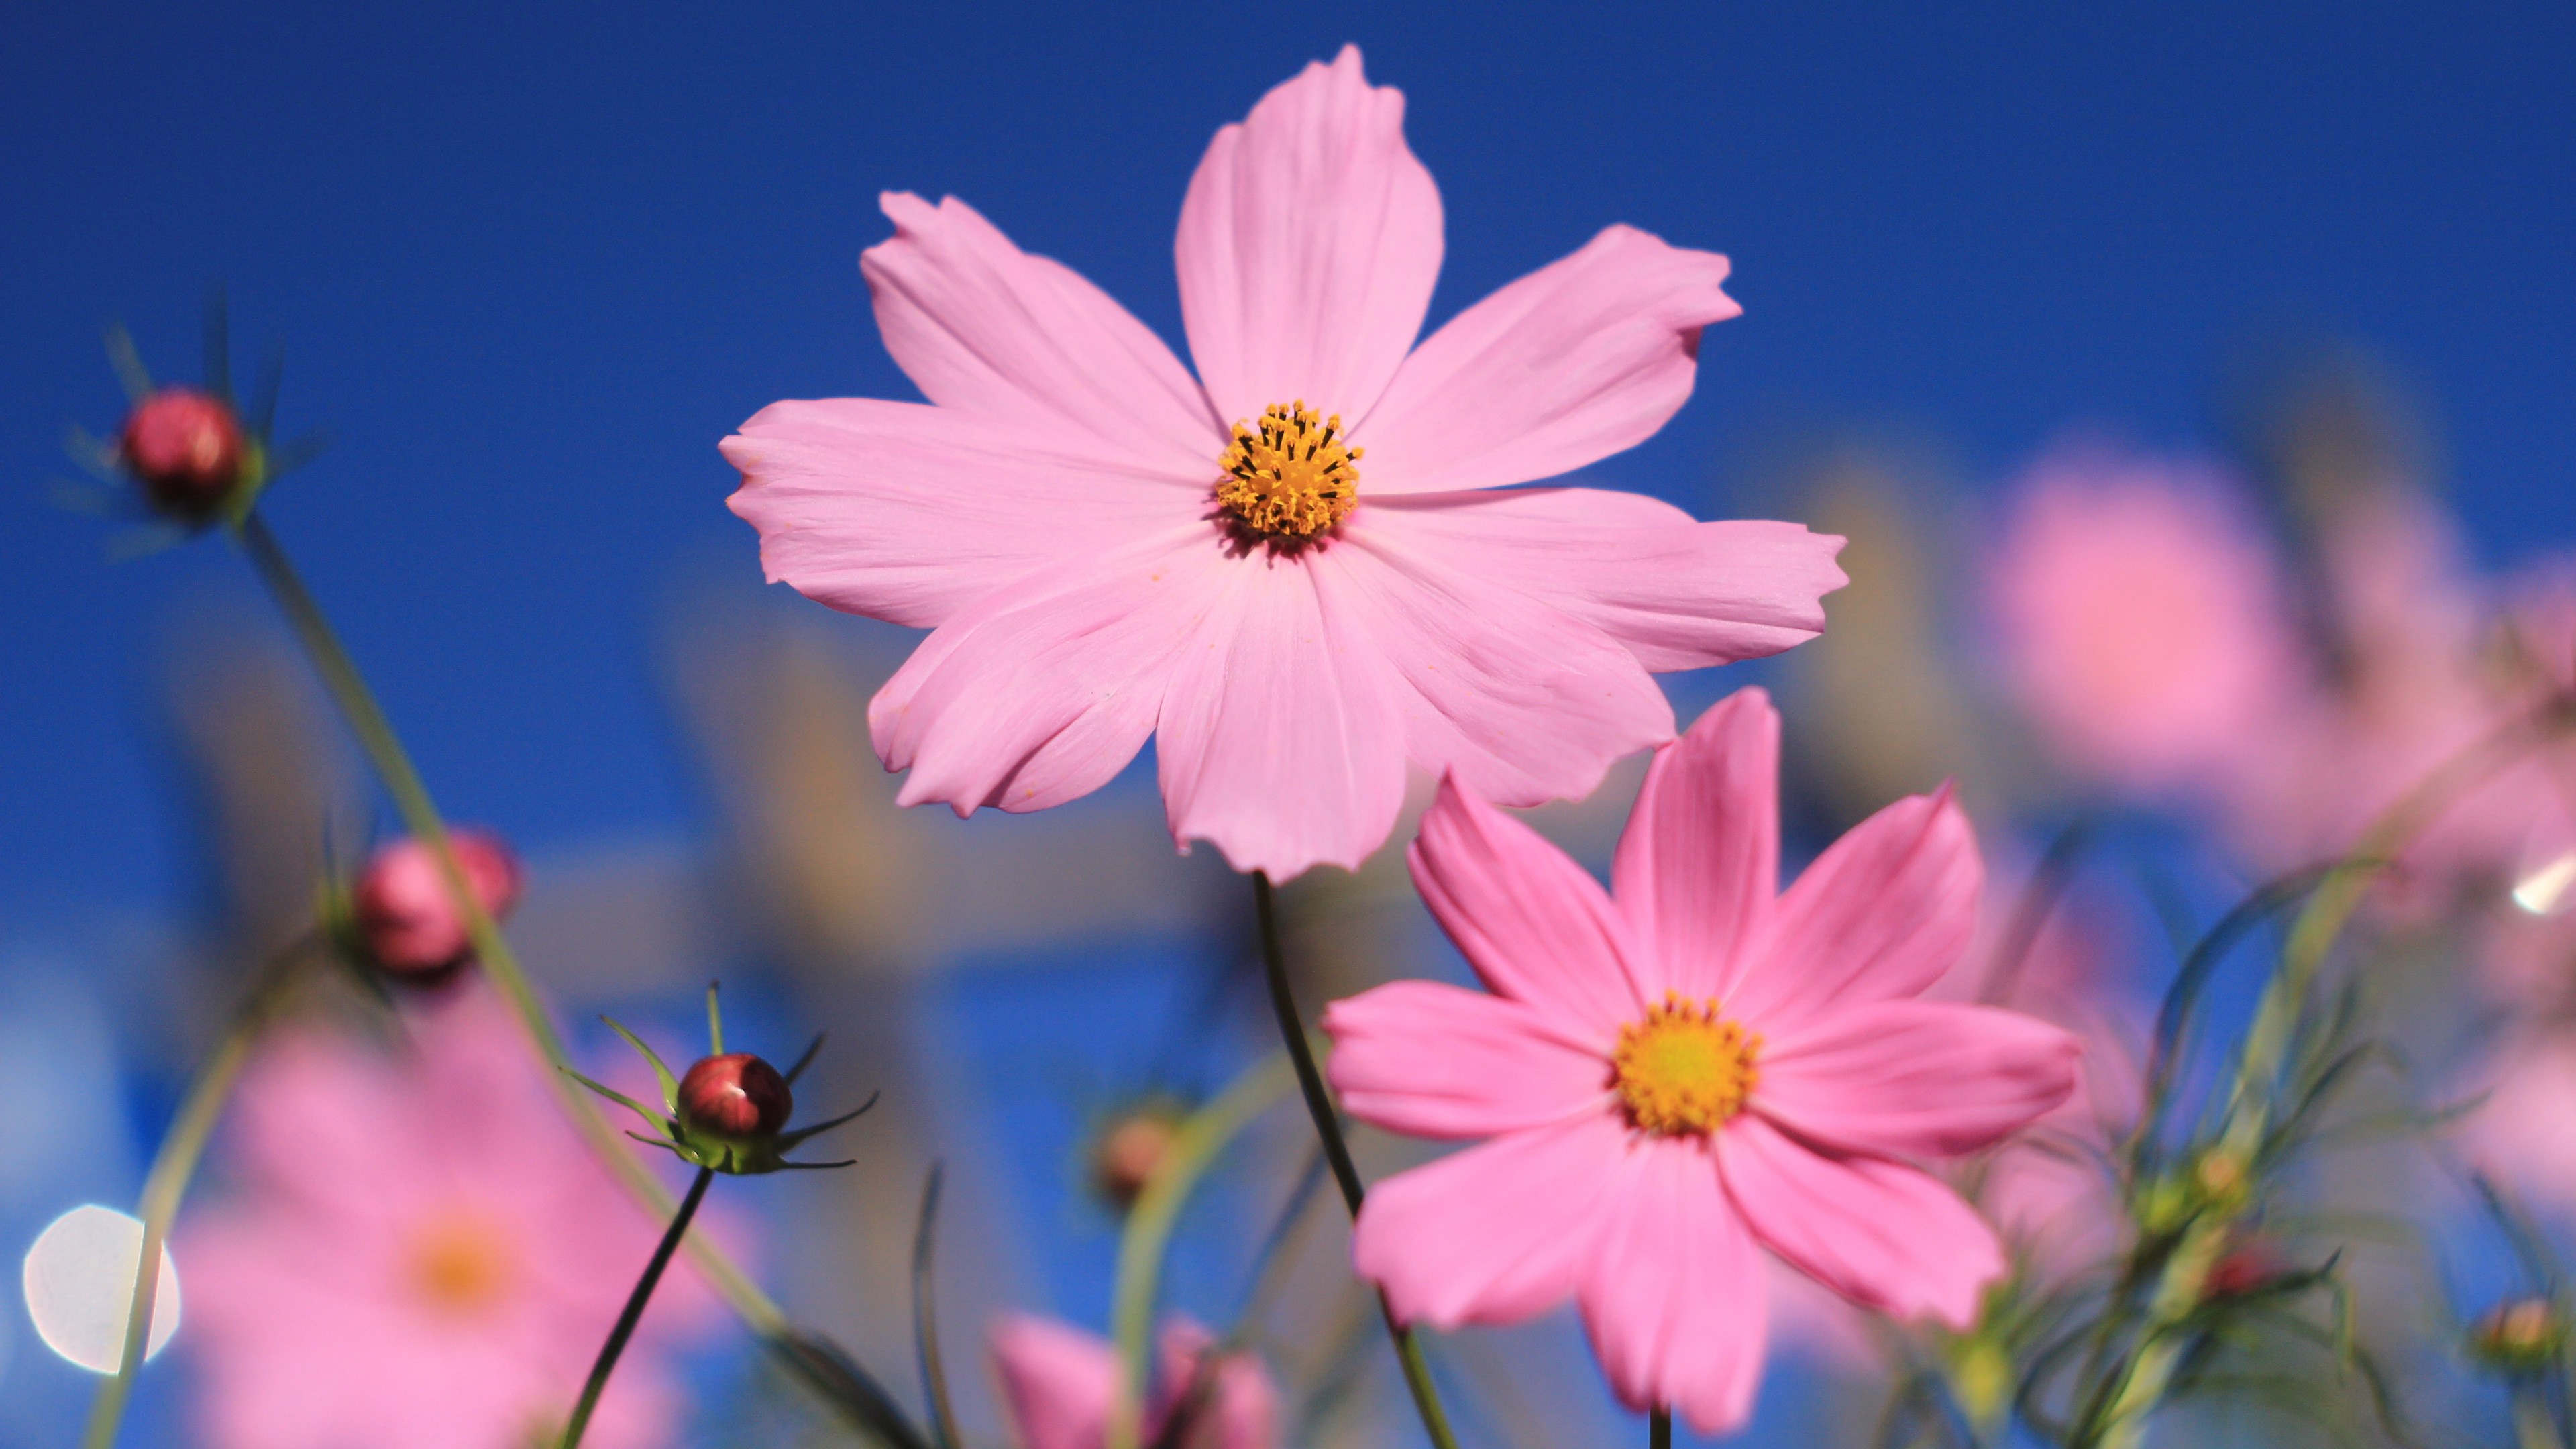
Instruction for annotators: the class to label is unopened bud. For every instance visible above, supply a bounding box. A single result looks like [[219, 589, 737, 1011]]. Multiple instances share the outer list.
[[351, 830, 523, 976], [678, 1053, 794, 1142], [1093, 1104, 1185, 1208], [2204, 1239, 2284, 1300], [2471, 1297, 2567, 1375], [119, 387, 246, 517]]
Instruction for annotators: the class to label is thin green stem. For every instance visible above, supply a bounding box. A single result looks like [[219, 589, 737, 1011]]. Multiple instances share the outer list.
[[230, 511, 791, 1338], [1650, 1407, 1672, 1449], [1106, 1053, 1296, 1449], [1250, 872, 1462, 1449], [77, 936, 311, 1449], [2512, 1383, 2563, 1449], [561, 1167, 715, 1449]]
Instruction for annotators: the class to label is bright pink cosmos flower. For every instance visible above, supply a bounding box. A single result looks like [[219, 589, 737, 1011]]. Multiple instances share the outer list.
[[1322, 688, 2078, 1433], [723, 46, 1846, 881], [988, 1313, 1276, 1449], [1986, 443, 2303, 797], [182, 984, 721, 1449]]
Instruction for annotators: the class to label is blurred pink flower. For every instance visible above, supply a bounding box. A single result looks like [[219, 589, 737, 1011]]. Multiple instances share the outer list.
[[352, 830, 523, 975], [1987, 443, 2302, 796], [182, 984, 721, 1449], [989, 1313, 1275, 1449], [2461, 1034, 2576, 1216], [724, 45, 1845, 881], [1323, 688, 2078, 1433]]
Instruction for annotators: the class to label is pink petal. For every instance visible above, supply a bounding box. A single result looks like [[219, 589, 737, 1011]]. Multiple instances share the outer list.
[[1363, 488, 1845, 670], [1719, 1115, 2002, 1328], [1576, 1137, 1768, 1435], [870, 529, 1224, 817], [1611, 690, 1782, 1001], [990, 1314, 1116, 1449], [1358, 225, 1739, 495], [1756, 1000, 2080, 1157], [1354, 1112, 1631, 1327], [1727, 786, 1983, 1030], [1152, 552, 1407, 879], [863, 193, 1222, 480], [724, 398, 1204, 629], [1322, 519, 1675, 810], [1323, 980, 1611, 1139], [1175, 45, 1442, 430], [1150, 1320, 1277, 1449], [1406, 778, 1649, 1039]]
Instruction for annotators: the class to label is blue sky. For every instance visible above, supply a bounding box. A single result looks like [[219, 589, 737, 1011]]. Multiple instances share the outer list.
[[4, 0, 2572, 919]]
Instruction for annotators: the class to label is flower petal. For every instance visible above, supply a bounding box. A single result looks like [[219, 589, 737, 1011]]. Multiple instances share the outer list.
[[1364, 488, 1847, 670], [1728, 786, 1982, 1030], [1151, 1320, 1277, 1449], [863, 192, 1222, 479], [1324, 980, 1611, 1139], [1152, 552, 1407, 879], [1323, 518, 1675, 810], [1175, 44, 1442, 430], [1407, 777, 1649, 1039], [1611, 689, 1782, 1001], [1719, 1115, 2002, 1328], [1756, 1000, 2080, 1157], [1576, 1137, 1769, 1435], [1358, 225, 1739, 494], [989, 1314, 1116, 1449], [1355, 1112, 1630, 1328], [724, 398, 1204, 629], [869, 528, 1223, 816]]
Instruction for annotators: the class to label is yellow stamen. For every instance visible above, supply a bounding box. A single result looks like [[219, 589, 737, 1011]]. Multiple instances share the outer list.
[[1215, 400, 1360, 541], [407, 1212, 517, 1318], [1610, 992, 1760, 1136]]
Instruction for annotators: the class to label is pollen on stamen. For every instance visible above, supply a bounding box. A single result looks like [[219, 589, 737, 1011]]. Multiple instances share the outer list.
[[1214, 400, 1361, 543], [1610, 991, 1762, 1137]]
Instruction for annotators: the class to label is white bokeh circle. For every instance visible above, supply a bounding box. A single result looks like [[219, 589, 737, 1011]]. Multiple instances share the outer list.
[[21, 1205, 180, 1373]]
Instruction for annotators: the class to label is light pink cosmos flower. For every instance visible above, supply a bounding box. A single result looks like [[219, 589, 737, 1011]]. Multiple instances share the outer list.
[[1986, 443, 2304, 796], [183, 985, 721, 1449], [352, 829, 523, 975], [1322, 688, 2078, 1433], [988, 1313, 1276, 1449], [723, 46, 1846, 881]]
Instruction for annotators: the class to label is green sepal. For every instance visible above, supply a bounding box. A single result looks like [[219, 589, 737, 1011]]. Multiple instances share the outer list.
[[600, 1015, 680, 1112]]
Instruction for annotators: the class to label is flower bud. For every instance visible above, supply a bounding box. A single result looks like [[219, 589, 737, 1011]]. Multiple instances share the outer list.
[[119, 387, 247, 517], [2203, 1239, 2283, 1300], [678, 1053, 794, 1142], [2471, 1297, 2567, 1375], [1092, 1104, 1185, 1209], [351, 830, 523, 976]]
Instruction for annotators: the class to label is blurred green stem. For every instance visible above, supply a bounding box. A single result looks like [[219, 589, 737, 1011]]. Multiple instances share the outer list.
[[2080, 698, 2575, 1449], [1105, 1053, 1296, 1449], [1251, 872, 1462, 1449], [230, 513, 793, 1338], [77, 934, 312, 1449], [2514, 1385, 2563, 1449], [560, 1166, 715, 1449]]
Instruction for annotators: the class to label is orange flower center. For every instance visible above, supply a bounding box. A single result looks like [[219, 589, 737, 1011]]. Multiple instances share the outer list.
[[1611, 993, 1760, 1136], [406, 1212, 518, 1318], [1216, 400, 1360, 541]]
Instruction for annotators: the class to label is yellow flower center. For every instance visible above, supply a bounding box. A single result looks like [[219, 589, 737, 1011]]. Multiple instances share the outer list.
[[1215, 400, 1361, 542], [1611, 993, 1761, 1136], [407, 1212, 517, 1318]]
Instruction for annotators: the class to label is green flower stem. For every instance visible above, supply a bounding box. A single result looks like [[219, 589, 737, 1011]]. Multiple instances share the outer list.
[[1105, 1053, 1296, 1449], [2512, 1383, 2563, 1449], [77, 936, 310, 1449], [1251, 872, 1462, 1449], [560, 1166, 716, 1449], [231, 512, 789, 1340], [2080, 698, 2576, 1449]]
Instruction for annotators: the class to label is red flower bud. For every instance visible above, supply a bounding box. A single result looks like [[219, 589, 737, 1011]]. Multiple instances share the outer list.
[[119, 387, 246, 517], [678, 1053, 794, 1140], [1093, 1105, 1183, 1209], [352, 830, 523, 975]]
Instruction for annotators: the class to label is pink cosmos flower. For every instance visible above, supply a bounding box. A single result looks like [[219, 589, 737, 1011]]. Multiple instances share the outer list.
[[723, 46, 1846, 881], [182, 984, 720, 1449], [988, 1313, 1276, 1449], [1986, 443, 2303, 796], [1322, 688, 2078, 1433]]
